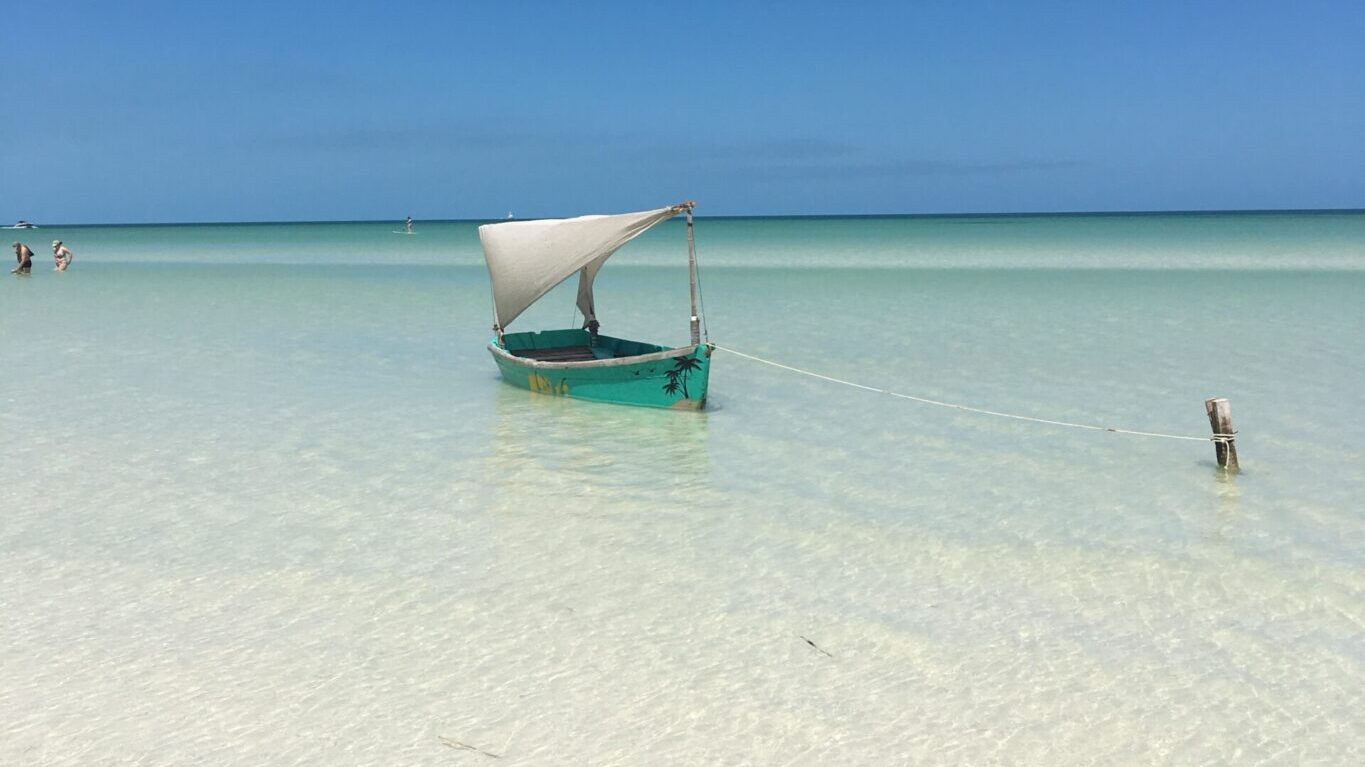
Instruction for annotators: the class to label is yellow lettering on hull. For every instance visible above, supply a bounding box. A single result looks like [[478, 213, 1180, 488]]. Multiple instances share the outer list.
[[528, 372, 570, 397]]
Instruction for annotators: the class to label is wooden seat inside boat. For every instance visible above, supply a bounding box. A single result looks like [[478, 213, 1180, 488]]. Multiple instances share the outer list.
[[512, 345, 598, 362]]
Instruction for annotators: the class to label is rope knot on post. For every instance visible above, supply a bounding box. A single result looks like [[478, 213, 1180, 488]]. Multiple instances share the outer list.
[[1204, 399, 1239, 472]]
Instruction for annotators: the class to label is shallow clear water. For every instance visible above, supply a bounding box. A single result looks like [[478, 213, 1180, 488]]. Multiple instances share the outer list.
[[3, 214, 1363, 764]]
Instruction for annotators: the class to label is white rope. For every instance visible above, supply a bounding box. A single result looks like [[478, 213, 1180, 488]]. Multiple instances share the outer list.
[[712, 344, 1228, 444]]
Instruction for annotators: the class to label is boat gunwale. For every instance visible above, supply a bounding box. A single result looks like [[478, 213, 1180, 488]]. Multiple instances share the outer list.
[[488, 341, 709, 370]]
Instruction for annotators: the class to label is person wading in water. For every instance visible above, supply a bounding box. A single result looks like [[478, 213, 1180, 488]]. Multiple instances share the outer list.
[[52, 240, 73, 271], [11, 242, 33, 274]]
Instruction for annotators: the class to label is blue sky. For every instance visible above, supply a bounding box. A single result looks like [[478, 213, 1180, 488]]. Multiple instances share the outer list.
[[3, 1, 1362, 222]]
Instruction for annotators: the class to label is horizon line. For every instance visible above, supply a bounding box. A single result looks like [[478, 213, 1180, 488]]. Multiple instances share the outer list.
[[17, 206, 1365, 228]]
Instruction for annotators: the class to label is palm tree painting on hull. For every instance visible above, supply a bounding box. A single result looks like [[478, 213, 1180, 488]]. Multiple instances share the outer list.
[[662, 355, 703, 400]]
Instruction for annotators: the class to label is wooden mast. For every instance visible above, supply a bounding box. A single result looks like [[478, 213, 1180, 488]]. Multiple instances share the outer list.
[[685, 202, 700, 346]]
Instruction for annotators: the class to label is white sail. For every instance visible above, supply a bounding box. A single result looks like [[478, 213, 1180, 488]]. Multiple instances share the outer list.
[[479, 205, 685, 330]]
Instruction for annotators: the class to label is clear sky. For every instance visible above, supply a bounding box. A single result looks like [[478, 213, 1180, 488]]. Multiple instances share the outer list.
[[4, 1, 1363, 223]]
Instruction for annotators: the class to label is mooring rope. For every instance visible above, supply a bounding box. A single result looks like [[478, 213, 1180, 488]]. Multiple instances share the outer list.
[[712, 344, 1230, 444]]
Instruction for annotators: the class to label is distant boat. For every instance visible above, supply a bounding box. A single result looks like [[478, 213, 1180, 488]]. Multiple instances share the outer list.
[[8, 220, 37, 229], [479, 202, 713, 409], [505, 211, 514, 219]]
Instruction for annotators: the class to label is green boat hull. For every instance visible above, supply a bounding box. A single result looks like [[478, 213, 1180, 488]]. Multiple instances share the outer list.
[[490, 329, 712, 410]]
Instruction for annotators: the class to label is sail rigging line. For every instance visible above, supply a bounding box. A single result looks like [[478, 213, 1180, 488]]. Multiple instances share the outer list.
[[712, 344, 1230, 444], [691, 216, 711, 344]]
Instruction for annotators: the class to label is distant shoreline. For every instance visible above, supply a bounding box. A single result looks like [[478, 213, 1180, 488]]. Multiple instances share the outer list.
[[25, 207, 1365, 229]]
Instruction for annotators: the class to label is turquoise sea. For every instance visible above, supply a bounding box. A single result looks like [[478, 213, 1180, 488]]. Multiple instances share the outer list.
[[3, 212, 1363, 764]]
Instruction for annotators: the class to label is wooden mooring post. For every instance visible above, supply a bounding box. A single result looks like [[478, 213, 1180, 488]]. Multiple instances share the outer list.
[[1205, 398, 1239, 472]]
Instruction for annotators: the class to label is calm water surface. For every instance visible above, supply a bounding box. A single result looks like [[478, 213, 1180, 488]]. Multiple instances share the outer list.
[[2, 213, 1362, 764]]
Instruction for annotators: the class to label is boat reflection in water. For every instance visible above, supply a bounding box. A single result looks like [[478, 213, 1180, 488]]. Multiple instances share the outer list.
[[482, 383, 713, 519]]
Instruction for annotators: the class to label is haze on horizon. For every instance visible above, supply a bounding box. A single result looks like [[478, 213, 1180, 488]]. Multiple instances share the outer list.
[[3, 0, 1362, 225]]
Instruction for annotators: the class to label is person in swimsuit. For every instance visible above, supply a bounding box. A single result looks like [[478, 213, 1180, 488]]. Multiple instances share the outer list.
[[11, 242, 33, 274], [405, 216, 413, 233], [52, 240, 73, 271]]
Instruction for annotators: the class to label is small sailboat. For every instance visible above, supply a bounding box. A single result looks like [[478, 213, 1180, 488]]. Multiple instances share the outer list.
[[479, 202, 713, 409]]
